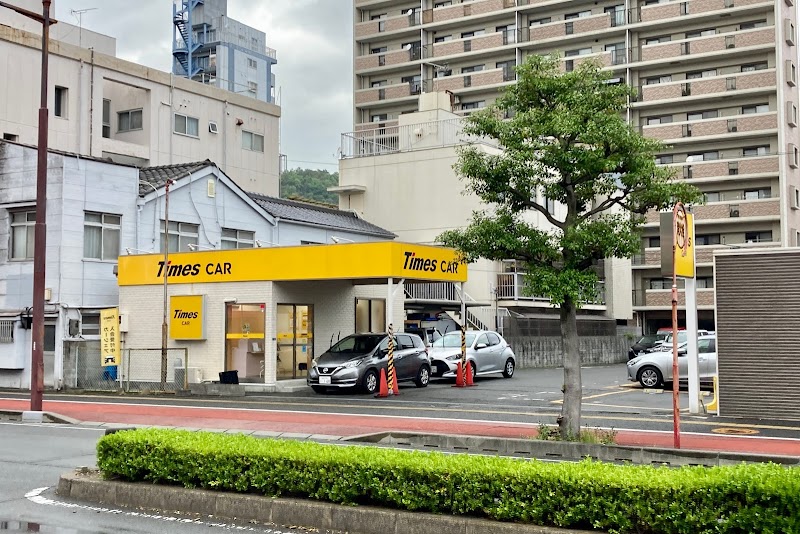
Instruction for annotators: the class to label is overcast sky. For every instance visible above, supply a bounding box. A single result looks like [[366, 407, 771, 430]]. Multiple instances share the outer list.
[[53, 0, 352, 173]]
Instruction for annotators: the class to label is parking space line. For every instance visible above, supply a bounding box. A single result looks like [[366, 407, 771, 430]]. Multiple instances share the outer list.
[[551, 388, 636, 404]]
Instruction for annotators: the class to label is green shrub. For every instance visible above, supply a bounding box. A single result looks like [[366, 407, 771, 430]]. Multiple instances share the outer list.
[[97, 428, 800, 534]]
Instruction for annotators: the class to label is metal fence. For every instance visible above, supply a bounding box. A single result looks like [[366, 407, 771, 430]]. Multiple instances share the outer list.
[[67, 342, 189, 393]]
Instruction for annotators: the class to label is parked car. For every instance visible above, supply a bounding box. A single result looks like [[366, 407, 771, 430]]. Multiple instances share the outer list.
[[627, 335, 717, 388], [404, 326, 442, 348], [647, 329, 710, 353], [628, 333, 664, 360], [308, 332, 431, 394], [428, 330, 516, 380]]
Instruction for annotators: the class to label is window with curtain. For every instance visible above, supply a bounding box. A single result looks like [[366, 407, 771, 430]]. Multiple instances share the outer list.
[[160, 221, 199, 252], [83, 212, 121, 260], [10, 210, 36, 260]]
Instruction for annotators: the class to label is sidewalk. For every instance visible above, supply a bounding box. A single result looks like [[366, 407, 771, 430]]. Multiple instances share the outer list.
[[2, 396, 799, 457]]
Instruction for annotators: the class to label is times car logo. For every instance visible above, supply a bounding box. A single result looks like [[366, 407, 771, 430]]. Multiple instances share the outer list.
[[403, 251, 460, 274]]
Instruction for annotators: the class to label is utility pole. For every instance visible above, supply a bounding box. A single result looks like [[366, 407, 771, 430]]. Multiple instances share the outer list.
[[161, 179, 173, 385], [0, 1, 57, 414]]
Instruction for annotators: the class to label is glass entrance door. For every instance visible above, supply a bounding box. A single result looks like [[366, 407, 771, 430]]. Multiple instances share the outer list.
[[276, 304, 313, 380], [225, 303, 266, 382]]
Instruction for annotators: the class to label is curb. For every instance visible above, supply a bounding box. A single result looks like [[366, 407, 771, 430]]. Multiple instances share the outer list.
[[57, 472, 597, 534], [0, 409, 81, 425]]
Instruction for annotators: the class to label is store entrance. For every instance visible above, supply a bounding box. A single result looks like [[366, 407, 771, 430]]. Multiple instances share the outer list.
[[276, 304, 313, 380], [225, 303, 266, 382]]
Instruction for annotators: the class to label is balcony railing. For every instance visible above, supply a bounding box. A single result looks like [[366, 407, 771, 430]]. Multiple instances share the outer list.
[[644, 198, 780, 224], [633, 288, 717, 308], [405, 282, 458, 302], [355, 11, 421, 39], [636, 69, 776, 103], [496, 273, 606, 305], [340, 117, 496, 159], [662, 155, 778, 179], [422, 0, 519, 25], [423, 67, 511, 92], [636, 0, 771, 23], [632, 27, 774, 63], [643, 112, 778, 142]]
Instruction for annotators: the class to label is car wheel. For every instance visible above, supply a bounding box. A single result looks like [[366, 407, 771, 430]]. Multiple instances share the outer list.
[[311, 386, 327, 394], [638, 366, 663, 389], [362, 369, 379, 394], [469, 360, 477, 381], [502, 358, 515, 379], [414, 365, 430, 388]]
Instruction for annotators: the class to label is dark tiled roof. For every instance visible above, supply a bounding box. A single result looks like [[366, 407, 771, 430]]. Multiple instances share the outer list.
[[250, 193, 396, 238], [138, 160, 214, 195]]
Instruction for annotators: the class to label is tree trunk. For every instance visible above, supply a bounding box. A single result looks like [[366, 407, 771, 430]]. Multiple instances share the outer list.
[[559, 295, 581, 438]]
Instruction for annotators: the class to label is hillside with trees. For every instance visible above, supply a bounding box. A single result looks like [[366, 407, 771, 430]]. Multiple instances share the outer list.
[[280, 168, 339, 206]]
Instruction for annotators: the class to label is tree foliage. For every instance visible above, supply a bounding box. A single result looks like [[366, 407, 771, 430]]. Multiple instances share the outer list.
[[438, 55, 702, 437], [280, 168, 339, 205]]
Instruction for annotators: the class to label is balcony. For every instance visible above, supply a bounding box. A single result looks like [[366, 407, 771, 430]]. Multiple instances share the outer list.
[[636, 69, 776, 103], [430, 30, 511, 58], [355, 48, 420, 72], [424, 67, 511, 92], [664, 155, 778, 180], [643, 112, 778, 143], [633, 288, 716, 308], [561, 51, 614, 72], [632, 242, 780, 268], [639, 0, 771, 23], [354, 119, 399, 132], [422, 0, 518, 25], [644, 198, 780, 224], [496, 273, 606, 306], [635, 27, 774, 64], [355, 82, 418, 106], [355, 11, 421, 39], [521, 12, 623, 44]]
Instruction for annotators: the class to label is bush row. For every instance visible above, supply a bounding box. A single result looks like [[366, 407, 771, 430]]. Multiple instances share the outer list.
[[97, 428, 800, 534]]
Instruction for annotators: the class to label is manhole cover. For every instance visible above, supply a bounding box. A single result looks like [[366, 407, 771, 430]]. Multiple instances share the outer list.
[[711, 427, 759, 435]]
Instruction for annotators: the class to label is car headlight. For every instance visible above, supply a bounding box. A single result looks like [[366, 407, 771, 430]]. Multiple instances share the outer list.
[[628, 358, 640, 366], [343, 358, 367, 369], [446, 354, 463, 361]]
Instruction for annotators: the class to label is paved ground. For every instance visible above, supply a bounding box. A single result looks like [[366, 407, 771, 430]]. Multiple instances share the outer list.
[[1, 364, 798, 456]]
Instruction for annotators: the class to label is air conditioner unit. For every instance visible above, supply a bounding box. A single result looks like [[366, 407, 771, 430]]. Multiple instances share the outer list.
[[208, 121, 219, 134]]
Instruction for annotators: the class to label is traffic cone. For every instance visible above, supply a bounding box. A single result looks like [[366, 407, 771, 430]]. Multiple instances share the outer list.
[[465, 360, 475, 387], [391, 372, 399, 396], [453, 361, 465, 387], [375, 368, 389, 398]]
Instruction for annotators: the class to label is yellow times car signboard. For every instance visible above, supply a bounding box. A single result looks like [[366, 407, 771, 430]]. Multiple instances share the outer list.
[[118, 242, 467, 286]]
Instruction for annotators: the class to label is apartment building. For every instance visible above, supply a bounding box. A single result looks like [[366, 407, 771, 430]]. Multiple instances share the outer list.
[[172, 0, 278, 103], [0, 18, 281, 196], [352, 0, 800, 333]]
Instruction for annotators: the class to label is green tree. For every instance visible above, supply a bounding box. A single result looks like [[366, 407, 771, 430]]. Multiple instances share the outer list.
[[280, 168, 339, 205], [438, 55, 702, 438]]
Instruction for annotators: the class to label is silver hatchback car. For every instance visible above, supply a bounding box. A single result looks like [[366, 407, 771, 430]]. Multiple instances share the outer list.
[[627, 334, 717, 388], [428, 330, 516, 380]]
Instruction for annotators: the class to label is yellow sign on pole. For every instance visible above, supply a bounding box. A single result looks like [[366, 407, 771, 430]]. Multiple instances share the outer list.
[[100, 307, 120, 367], [674, 208, 695, 279], [169, 295, 206, 340]]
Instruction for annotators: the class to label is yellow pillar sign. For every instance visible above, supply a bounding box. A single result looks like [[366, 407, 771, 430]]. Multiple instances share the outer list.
[[100, 308, 120, 367], [673, 208, 695, 279]]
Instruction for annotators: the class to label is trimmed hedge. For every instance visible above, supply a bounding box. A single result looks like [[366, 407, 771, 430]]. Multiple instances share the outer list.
[[97, 428, 800, 534]]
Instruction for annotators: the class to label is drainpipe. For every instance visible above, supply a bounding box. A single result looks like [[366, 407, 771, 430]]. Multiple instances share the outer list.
[[88, 49, 95, 157]]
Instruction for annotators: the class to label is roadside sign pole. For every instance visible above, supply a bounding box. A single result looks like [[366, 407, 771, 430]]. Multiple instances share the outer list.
[[685, 211, 701, 414]]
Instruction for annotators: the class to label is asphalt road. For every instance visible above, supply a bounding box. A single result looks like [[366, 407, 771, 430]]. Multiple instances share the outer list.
[[0, 423, 309, 534]]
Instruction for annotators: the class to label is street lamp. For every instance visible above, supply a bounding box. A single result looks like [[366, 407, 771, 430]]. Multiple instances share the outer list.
[[0, 1, 57, 414]]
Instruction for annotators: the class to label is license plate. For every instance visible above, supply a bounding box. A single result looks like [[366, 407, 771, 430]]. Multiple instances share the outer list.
[[319, 376, 331, 385]]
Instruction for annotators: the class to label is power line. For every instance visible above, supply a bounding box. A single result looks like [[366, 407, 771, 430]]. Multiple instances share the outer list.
[[286, 159, 339, 168]]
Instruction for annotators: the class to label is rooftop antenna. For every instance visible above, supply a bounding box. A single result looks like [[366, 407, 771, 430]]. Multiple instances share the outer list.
[[70, 7, 98, 48]]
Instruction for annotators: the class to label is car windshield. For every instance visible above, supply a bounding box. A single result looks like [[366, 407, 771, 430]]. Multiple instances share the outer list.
[[329, 334, 384, 354], [637, 335, 658, 344], [433, 333, 477, 348]]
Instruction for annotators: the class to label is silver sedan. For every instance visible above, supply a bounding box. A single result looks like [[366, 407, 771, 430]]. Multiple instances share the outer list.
[[428, 330, 516, 380], [626, 335, 717, 388]]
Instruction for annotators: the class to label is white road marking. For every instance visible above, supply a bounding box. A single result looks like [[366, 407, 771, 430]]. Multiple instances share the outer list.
[[24, 486, 297, 533]]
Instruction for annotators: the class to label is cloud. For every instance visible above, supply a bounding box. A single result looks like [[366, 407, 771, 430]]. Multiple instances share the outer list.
[[53, 0, 351, 172]]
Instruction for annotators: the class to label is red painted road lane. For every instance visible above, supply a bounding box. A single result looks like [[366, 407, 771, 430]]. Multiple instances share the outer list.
[[2, 398, 799, 457]]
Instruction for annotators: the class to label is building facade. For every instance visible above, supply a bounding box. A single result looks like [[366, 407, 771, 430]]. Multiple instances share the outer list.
[[353, 0, 800, 333], [173, 0, 278, 104], [0, 21, 281, 196], [0, 141, 394, 391]]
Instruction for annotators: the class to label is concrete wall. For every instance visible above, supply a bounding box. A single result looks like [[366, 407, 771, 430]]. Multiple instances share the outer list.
[[505, 335, 630, 369]]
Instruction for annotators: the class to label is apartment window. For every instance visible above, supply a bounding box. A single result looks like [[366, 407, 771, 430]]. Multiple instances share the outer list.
[[695, 234, 721, 245], [174, 113, 199, 137], [2, 133, 18, 141], [80, 313, 101, 336], [745, 231, 772, 242], [686, 69, 717, 79], [649, 279, 670, 289], [370, 46, 387, 54], [645, 75, 672, 85], [355, 298, 386, 333], [743, 145, 769, 157], [604, 5, 625, 26], [247, 58, 257, 69], [9, 210, 35, 260], [655, 154, 673, 164], [696, 277, 715, 289], [687, 151, 719, 161], [221, 228, 255, 249], [371, 114, 388, 122], [742, 62, 768, 72], [462, 64, 484, 73], [101, 99, 111, 139], [118, 109, 143, 133], [704, 192, 721, 202], [645, 35, 671, 44], [247, 81, 258, 94], [530, 17, 551, 26], [54, 86, 67, 118], [647, 115, 673, 125], [545, 196, 556, 215], [565, 10, 592, 19], [649, 236, 661, 247], [242, 130, 265, 152], [686, 28, 716, 38], [687, 110, 718, 120], [83, 212, 120, 261], [565, 47, 592, 57], [160, 221, 199, 252], [742, 103, 769, 114], [461, 101, 486, 110], [461, 30, 485, 38], [371, 80, 387, 88], [740, 20, 767, 30], [434, 35, 452, 43], [744, 188, 771, 199]]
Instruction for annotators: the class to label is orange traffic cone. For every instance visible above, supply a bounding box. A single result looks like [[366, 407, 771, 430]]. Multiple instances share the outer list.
[[453, 361, 465, 387], [465, 360, 476, 387], [375, 368, 389, 398], [391, 372, 399, 396]]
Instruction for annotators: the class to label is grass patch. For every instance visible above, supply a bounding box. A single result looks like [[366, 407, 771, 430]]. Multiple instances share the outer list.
[[534, 423, 618, 445]]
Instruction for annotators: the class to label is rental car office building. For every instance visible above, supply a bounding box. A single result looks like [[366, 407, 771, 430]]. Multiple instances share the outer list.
[[117, 242, 467, 388]]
